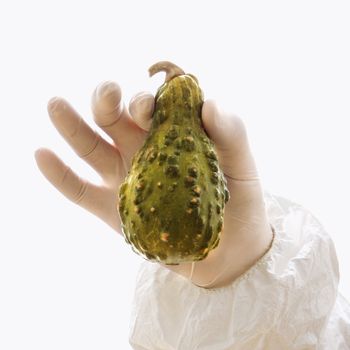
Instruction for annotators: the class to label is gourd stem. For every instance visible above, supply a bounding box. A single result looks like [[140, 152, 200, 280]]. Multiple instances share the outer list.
[[148, 61, 185, 82]]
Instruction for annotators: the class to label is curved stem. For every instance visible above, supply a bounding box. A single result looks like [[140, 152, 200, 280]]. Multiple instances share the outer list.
[[148, 61, 185, 82]]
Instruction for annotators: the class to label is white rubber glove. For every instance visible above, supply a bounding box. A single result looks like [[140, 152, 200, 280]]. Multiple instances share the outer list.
[[35, 81, 273, 289]]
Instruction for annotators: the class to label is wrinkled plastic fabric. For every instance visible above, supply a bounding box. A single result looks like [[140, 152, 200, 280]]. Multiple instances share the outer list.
[[129, 191, 350, 349]]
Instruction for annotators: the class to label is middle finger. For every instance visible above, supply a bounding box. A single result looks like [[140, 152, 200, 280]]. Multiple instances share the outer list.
[[91, 81, 147, 164]]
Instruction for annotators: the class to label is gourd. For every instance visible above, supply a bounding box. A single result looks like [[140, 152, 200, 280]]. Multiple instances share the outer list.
[[118, 61, 229, 265]]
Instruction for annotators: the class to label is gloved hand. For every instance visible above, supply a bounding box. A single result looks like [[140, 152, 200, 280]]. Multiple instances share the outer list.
[[35, 80, 273, 289]]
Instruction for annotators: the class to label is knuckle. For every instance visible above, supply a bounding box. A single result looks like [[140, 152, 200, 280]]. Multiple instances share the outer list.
[[59, 166, 89, 205], [73, 179, 89, 204], [60, 165, 72, 187], [78, 132, 100, 160]]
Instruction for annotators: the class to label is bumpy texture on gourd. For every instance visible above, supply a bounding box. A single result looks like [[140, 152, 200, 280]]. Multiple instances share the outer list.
[[118, 61, 229, 265]]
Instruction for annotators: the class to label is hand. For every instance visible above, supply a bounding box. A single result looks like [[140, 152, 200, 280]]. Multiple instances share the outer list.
[[35, 81, 273, 289], [160, 100, 274, 288], [35, 82, 154, 232]]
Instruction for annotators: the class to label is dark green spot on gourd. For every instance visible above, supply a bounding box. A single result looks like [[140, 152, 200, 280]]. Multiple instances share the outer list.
[[158, 111, 167, 124], [184, 176, 196, 187], [191, 185, 201, 196], [166, 126, 179, 140], [208, 160, 219, 172], [214, 188, 220, 199], [182, 136, 195, 151], [167, 155, 178, 165], [189, 197, 200, 208], [217, 219, 223, 232], [168, 182, 178, 192], [164, 138, 172, 146], [186, 127, 192, 135], [182, 86, 190, 99], [175, 140, 182, 149], [133, 197, 142, 205], [188, 167, 198, 177], [158, 152, 167, 161], [211, 173, 219, 184], [135, 181, 145, 192], [224, 189, 230, 202], [197, 216, 205, 229], [206, 150, 217, 160], [165, 165, 180, 178]]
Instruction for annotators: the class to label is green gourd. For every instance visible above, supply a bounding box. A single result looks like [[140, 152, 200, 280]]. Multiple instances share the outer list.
[[118, 61, 229, 265]]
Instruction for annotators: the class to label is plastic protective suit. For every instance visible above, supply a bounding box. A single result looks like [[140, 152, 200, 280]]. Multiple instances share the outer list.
[[129, 191, 350, 350]]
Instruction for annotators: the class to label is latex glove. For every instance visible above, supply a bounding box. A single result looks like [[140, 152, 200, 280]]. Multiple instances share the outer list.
[[35, 81, 273, 289]]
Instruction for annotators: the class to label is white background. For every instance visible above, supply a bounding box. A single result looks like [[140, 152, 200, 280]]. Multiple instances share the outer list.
[[0, 0, 349, 349]]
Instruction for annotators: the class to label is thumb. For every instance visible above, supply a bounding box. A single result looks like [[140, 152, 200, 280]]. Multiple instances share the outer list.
[[201, 99, 259, 181]]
